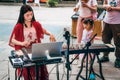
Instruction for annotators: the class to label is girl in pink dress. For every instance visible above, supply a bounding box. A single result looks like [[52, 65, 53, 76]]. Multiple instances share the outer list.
[[73, 0, 97, 59], [78, 18, 94, 67], [74, 0, 97, 43]]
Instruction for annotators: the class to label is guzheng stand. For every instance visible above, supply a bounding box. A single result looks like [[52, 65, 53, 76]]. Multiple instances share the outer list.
[[75, 42, 105, 80], [70, 34, 105, 80]]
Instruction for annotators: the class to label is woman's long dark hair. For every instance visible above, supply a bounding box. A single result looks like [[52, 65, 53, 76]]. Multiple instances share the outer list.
[[17, 4, 36, 24]]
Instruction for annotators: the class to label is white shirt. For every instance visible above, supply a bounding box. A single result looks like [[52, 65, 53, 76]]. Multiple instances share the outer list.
[[81, 29, 93, 44], [103, 0, 120, 24]]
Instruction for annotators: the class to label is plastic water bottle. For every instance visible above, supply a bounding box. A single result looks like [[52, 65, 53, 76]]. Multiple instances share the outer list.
[[89, 72, 95, 80]]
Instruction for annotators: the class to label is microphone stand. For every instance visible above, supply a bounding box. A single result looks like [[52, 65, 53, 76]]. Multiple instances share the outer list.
[[63, 31, 71, 80]]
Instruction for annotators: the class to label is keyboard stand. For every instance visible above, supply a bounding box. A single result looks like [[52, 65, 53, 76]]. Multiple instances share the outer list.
[[35, 62, 60, 80], [75, 33, 105, 80], [14, 68, 23, 80], [76, 51, 105, 80], [34, 58, 62, 80], [14, 64, 34, 80]]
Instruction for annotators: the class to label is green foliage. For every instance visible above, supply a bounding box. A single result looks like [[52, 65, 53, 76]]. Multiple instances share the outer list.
[[47, 0, 58, 7]]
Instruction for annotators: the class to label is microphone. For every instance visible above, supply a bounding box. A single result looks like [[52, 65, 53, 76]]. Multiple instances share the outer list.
[[63, 31, 70, 39], [63, 27, 71, 40]]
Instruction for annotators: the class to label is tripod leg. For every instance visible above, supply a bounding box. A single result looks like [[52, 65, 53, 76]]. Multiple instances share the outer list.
[[76, 53, 87, 80], [56, 63, 59, 80], [15, 69, 17, 80], [97, 55, 105, 80], [85, 53, 89, 79], [88, 54, 96, 78], [8, 61, 10, 80], [61, 62, 66, 80]]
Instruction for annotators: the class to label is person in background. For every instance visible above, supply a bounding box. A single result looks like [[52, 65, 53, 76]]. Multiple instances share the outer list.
[[23, 0, 27, 4], [9, 4, 56, 80], [78, 18, 94, 67], [73, 0, 97, 59], [73, 0, 97, 43], [99, 0, 120, 68], [34, 0, 40, 6]]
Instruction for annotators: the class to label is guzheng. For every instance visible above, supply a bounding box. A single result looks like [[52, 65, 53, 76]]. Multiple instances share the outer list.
[[61, 44, 115, 55]]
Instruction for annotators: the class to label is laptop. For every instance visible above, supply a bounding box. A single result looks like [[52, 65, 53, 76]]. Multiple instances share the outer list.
[[31, 42, 63, 61]]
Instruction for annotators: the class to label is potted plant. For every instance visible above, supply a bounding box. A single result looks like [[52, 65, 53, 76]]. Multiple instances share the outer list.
[[47, 0, 58, 7]]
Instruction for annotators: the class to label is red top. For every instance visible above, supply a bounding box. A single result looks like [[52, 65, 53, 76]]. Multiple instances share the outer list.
[[9, 21, 44, 50]]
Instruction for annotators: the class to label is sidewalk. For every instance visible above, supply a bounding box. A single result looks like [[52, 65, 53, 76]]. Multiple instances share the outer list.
[[0, 1, 76, 7], [0, 5, 120, 80]]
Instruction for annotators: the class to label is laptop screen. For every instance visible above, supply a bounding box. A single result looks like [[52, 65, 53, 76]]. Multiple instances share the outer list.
[[31, 42, 63, 60]]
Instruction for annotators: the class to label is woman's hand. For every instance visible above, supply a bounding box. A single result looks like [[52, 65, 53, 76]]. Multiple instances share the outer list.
[[49, 34, 56, 42], [43, 28, 56, 42], [11, 37, 30, 47], [21, 41, 31, 47]]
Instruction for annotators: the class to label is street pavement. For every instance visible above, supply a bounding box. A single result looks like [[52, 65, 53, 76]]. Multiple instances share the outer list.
[[0, 3, 120, 80]]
